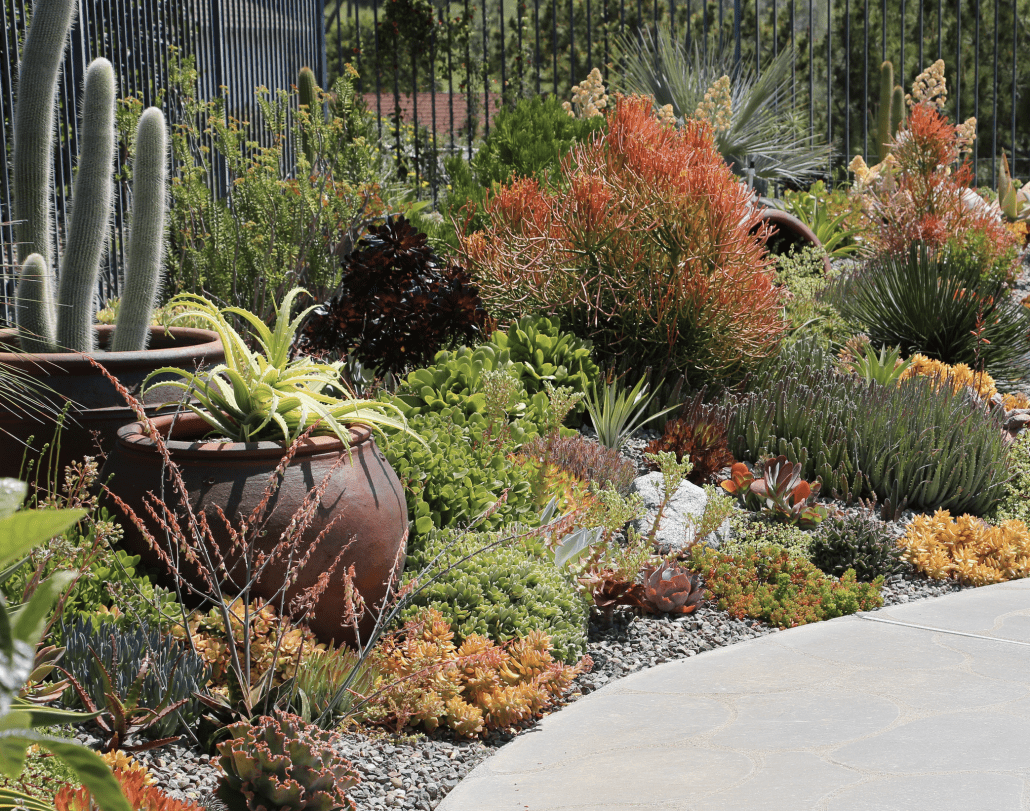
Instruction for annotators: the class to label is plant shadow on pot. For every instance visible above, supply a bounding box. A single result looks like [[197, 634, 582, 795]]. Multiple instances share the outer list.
[[0, 326, 224, 480], [100, 412, 409, 649]]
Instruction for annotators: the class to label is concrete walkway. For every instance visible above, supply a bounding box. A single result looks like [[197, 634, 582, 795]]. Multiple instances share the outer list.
[[438, 579, 1030, 811]]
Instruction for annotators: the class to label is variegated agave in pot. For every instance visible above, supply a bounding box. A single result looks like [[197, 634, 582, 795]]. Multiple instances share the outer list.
[[142, 287, 416, 444], [101, 288, 419, 647]]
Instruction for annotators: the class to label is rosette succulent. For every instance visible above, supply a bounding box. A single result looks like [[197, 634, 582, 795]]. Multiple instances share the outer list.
[[215, 712, 360, 811]]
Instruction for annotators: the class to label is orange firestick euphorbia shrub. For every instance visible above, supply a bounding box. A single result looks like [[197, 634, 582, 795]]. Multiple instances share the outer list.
[[458, 94, 787, 379]]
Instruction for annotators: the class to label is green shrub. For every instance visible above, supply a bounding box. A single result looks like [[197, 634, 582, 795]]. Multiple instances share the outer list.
[[809, 511, 907, 582], [442, 95, 605, 234], [382, 408, 539, 545], [489, 315, 600, 425], [992, 430, 1030, 526], [689, 544, 883, 628], [773, 245, 855, 349], [726, 355, 1012, 516], [831, 242, 1030, 387], [401, 528, 590, 663], [720, 516, 814, 560]]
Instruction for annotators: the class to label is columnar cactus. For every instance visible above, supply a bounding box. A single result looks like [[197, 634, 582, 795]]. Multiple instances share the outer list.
[[55, 57, 116, 353], [297, 66, 320, 166], [876, 60, 906, 162], [12, 0, 168, 354], [216, 712, 360, 811], [110, 108, 168, 352], [11, 0, 75, 270]]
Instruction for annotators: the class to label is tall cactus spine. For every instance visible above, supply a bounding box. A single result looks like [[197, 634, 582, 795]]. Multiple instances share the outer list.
[[298, 65, 320, 166], [110, 108, 168, 352], [876, 61, 906, 163], [12, 0, 76, 269], [15, 254, 57, 353], [54, 58, 116, 353]]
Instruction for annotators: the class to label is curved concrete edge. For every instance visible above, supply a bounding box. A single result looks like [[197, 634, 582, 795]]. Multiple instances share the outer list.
[[437, 581, 1030, 811]]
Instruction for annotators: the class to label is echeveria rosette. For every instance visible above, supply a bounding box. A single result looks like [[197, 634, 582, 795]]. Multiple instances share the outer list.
[[143, 288, 420, 446]]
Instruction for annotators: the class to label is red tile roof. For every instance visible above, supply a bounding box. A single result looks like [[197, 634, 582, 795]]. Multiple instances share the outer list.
[[361, 91, 503, 137]]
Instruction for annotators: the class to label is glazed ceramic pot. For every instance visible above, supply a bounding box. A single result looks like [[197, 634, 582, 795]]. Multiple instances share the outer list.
[[0, 326, 224, 480], [101, 412, 408, 647]]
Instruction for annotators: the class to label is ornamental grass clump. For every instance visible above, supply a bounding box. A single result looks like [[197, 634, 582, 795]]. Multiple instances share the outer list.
[[727, 352, 1012, 516], [459, 94, 786, 379]]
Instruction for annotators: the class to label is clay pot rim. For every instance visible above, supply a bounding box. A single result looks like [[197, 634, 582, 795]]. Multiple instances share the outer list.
[[115, 411, 373, 460], [0, 326, 224, 369]]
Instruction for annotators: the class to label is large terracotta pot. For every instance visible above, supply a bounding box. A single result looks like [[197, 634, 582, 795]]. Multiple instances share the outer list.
[[0, 326, 224, 480], [101, 412, 408, 647]]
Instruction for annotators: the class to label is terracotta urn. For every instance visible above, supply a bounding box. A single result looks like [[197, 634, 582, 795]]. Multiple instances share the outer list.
[[0, 326, 224, 480], [101, 412, 408, 647]]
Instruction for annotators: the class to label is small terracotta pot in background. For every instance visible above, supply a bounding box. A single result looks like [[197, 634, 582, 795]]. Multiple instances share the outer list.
[[101, 412, 409, 648]]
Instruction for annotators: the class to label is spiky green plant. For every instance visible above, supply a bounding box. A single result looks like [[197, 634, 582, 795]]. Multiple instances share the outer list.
[[831, 242, 1030, 387], [611, 24, 832, 184], [876, 60, 907, 163], [13, 0, 168, 354], [585, 376, 678, 452], [144, 289, 419, 445], [726, 355, 1012, 516]]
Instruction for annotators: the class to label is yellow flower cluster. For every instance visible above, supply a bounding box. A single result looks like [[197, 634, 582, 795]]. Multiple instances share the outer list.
[[898, 354, 997, 399], [899, 510, 1030, 585], [172, 599, 325, 696], [656, 103, 677, 127], [907, 58, 948, 111], [955, 116, 978, 155], [367, 609, 590, 737], [895, 353, 1030, 409], [693, 75, 733, 133], [562, 68, 608, 119], [101, 751, 155, 786]]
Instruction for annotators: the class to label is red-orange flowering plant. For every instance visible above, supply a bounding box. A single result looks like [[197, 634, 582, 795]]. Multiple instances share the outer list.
[[458, 94, 786, 380], [850, 101, 1019, 281]]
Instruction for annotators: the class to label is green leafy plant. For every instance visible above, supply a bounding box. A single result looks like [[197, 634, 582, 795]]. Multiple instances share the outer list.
[[844, 342, 912, 387], [779, 181, 864, 258], [383, 407, 539, 543], [718, 516, 814, 561], [146, 288, 415, 444], [809, 511, 907, 582], [727, 353, 1013, 516], [612, 26, 831, 185], [489, 316, 601, 426], [992, 430, 1030, 526], [585, 376, 678, 452], [401, 528, 590, 663], [832, 243, 1030, 386], [688, 543, 884, 628], [292, 645, 379, 725], [442, 94, 605, 234], [166, 53, 386, 320], [297, 215, 493, 377], [216, 712, 360, 811], [772, 245, 854, 348], [59, 616, 209, 744], [0, 477, 130, 811]]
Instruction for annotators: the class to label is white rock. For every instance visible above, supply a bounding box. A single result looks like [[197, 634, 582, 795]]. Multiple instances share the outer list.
[[628, 472, 732, 552]]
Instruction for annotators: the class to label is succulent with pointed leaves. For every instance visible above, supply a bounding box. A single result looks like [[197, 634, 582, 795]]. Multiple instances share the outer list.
[[630, 561, 705, 615], [215, 711, 360, 811]]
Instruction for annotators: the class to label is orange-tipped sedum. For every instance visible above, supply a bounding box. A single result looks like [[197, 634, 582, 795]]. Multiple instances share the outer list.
[[899, 510, 1030, 585]]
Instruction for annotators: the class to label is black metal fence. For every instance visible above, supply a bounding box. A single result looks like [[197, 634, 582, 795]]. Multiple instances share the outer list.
[[328, 0, 1029, 200], [1, 0, 325, 325]]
